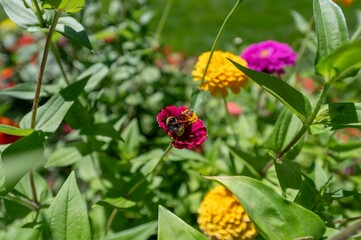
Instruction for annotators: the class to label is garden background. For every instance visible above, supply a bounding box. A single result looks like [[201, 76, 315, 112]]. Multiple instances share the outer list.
[[0, 0, 361, 240]]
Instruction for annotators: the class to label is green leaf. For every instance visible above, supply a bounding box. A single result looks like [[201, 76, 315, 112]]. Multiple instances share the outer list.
[[20, 93, 73, 133], [95, 197, 136, 209], [315, 42, 361, 80], [207, 176, 326, 240], [43, 171, 91, 240], [45, 146, 83, 168], [230, 60, 311, 123], [42, 0, 85, 13], [56, 16, 93, 50], [0, 124, 34, 137], [105, 221, 157, 240], [78, 63, 109, 92], [294, 176, 319, 210], [313, 0, 348, 64], [0, 131, 45, 194], [311, 102, 361, 134], [158, 205, 207, 240], [264, 109, 303, 159], [0, 83, 47, 100], [0, 0, 38, 28], [60, 77, 89, 101], [275, 160, 303, 190], [80, 123, 122, 140]]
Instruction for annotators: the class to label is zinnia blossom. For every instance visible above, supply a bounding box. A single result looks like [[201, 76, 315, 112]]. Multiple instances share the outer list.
[[0, 117, 22, 144], [198, 185, 257, 240], [192, 51, 248, 97], [157, 106, 207, 150], [241, 40, 297, 76]]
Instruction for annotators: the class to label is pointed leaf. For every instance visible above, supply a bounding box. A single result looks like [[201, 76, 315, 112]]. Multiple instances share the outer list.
[[315, 42, 361, 80], [44, 171, 91, 240], [0, 131, 45, 194], [42, 0, 85, 13], [95, 197, 136, 209], [311, 102, 361, 134], [56, 16, 92, 50], [106, 221, 157, 240], [158, 205, 207, 240], [0, 124, 34, 137], [207, 176, 326, 240], [230, 60, 311, 123], [275, 160, 303, 190], [20, 93, 73, 133], [0, 83, 47, 100], [60, 76, 89, 101], [313, 0, 348, 64], [0, 0, 38, 28]]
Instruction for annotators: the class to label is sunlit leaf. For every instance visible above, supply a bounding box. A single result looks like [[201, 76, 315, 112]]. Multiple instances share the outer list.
[[42, 0, 85, 13], [0, 131, 44, 194], [0, 124, 34, 137], [95, 197, 136, 209], [106, 221, 157, 240], [158, 205, 207, 240], [207, 176, 326, 240], [56, 16, 93, 50], [0, 0, 38, 28], [0, 83, 47, 100], [43, 171, 91, 239], [230, 60, 311, 124], [313, 0, 348, 64]]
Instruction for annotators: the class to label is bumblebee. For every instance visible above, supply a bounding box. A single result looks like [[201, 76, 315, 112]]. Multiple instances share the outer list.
[[165, 116, 186, 136]]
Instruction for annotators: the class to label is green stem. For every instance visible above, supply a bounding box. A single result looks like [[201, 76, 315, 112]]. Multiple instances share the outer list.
[[50, 42, 70, 84], [154, 0, 174, 41], [126, 144, 173, 197], [277, 83, 331, 159], [3, 192, 39, 211], [200, 0, 244, 86], [31, 0, 46, 28], [105, 208, 118, 235], [31, 9, 62, 129]]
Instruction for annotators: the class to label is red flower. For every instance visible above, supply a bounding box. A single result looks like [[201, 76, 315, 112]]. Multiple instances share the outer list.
[[0, 116, 22, 144], [157, 106, 207, 150]]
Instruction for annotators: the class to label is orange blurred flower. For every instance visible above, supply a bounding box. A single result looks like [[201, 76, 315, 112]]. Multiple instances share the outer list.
[[0, 117, 22, 144]]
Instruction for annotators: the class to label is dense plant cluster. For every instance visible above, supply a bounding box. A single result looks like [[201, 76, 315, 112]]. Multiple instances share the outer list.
[[0, 0, 360, 239]]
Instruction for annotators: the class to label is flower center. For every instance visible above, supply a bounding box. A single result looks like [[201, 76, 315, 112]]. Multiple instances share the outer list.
[[181, 109, 198, 124], [260, 49, 270, 58]]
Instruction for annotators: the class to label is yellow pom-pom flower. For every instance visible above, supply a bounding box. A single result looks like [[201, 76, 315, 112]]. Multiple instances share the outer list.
[[192, 51, 248, 97], [198, 185, 257, 240]]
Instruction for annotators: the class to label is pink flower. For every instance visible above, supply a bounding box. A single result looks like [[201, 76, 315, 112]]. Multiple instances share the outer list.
[[157, 106, 207, 150], [241, 40, 297, 76], [226, 102, 243, 116]]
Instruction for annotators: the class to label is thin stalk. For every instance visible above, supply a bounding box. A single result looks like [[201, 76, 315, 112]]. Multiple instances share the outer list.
[[28, 172, 39, 210], [154, 0, 174, 41], [31, 0, 46, 28], [50, 42, 70, 84], [126, 144, 173, 198], [277, 83, 331, 159], [200, 0, 244, 86], [105, 208, 118, 235], [4, 192, 39, 211], [31, 9, 62, 129], [329, 219, 361, 240]]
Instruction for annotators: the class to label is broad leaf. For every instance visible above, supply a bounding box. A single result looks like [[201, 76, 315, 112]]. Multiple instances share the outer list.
[[0, 0, 38, 28], [95, 197, 136, 209], [158, 205, 207, 240], [313, 0, 348, 64], [45, 146, 83, 168], [311, 102, 361, 134], [207, 176, 326, 240], [264, 109, 303, 160], [275, 160, 303, 190], [0, 131, 44, 194], [315, 42, 361, 81], [80, 123, 122, 140], [43, 171, 91, 240], [0, 83, 47, 100], [106, 221, 157, 240], [56, 16, 93, 50], [20, 93, 73, 133], [230, 60, 311, 123], [42, 0, 85, 13], [0, 124, 34, 137]]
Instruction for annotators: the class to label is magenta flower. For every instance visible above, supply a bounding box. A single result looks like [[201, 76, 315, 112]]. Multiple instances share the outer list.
[[241, 40, 297, 76], [157, 106, 207, 150]]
